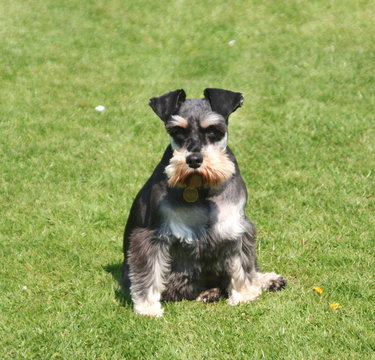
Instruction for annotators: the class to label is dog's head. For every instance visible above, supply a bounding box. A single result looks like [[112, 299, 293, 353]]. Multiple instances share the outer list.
[[149, 88, 244, 188]]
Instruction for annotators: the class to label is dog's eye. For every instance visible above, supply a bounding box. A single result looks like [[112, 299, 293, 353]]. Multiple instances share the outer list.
[[168, 126, 187, 137], [204, 125, 225, 141], [168, 126, 189, 144]]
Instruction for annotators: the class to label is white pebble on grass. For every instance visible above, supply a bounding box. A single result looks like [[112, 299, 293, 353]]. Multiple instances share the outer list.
[[95, 105, 106, 112]]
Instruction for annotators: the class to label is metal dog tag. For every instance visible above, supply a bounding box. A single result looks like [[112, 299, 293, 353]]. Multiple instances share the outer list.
[[183, 187, 199, 203]]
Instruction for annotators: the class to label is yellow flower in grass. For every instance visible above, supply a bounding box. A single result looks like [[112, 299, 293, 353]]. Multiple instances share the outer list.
[[330, 303, 342, 310], [312, 286, 324, 295]]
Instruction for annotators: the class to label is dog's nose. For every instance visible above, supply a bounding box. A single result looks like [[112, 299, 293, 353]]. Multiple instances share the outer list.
[[186, 153, 203, 169]]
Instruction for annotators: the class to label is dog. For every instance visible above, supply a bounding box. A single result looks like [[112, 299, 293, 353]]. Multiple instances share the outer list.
[[122, 88, 286, 317]]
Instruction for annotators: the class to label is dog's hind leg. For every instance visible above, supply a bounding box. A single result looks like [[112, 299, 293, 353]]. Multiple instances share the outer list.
[[253, 271, 287, 292], [126, 228, 170, 317], [196, 288, 222, 303]]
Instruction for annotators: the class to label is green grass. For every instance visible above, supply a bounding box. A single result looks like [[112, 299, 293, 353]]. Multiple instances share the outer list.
[[1, 0, 374, 358]]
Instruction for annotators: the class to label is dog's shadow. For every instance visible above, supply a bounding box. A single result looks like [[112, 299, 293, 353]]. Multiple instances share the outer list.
[[103, 262, 132, 307]]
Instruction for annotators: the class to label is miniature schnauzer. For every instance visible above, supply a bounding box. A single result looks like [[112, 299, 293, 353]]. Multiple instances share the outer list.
[[122, 88, 286, 317]]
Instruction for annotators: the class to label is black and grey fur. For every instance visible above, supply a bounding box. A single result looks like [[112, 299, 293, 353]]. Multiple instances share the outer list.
[[122, 88, 286, 316]]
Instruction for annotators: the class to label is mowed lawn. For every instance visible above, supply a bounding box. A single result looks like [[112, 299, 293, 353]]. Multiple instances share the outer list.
[[1, 0, 374, 359]]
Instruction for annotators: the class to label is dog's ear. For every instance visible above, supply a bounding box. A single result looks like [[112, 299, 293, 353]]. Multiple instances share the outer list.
[[203, 88, 244, 121], [149, 89, 186, 122]]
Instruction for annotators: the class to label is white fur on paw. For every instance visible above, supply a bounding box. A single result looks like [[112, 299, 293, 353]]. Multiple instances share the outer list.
[[227, 290, 242, 306], [134, 301, 164, 317], [227, 288, 260, 306]]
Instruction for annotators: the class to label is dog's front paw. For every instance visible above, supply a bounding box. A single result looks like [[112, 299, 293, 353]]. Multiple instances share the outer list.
[[227, 288, 261, 306], [134, 301, 164, 317], [227, 290, 242, 306]]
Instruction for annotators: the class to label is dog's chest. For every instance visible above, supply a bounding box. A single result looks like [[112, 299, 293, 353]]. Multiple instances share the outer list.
[[158, 199, 245, 244], [213, 200, 247, 240], [158, 202, 208, 243]]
